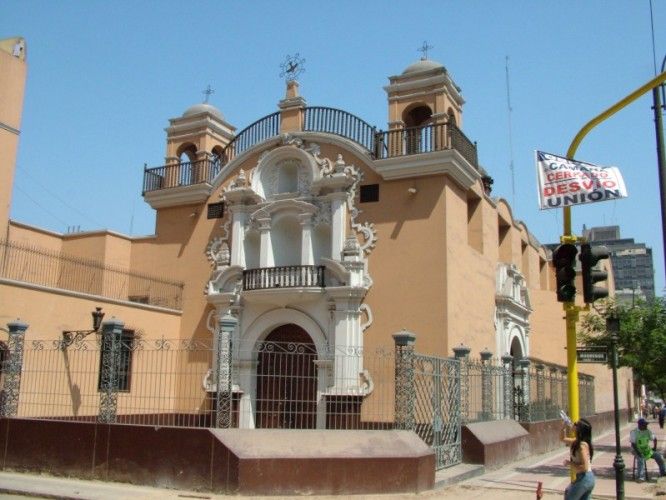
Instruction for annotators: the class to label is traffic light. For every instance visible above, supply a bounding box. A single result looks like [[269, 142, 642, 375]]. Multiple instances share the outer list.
[[553, 243, 578, 302], [579, 243, 609, 303]]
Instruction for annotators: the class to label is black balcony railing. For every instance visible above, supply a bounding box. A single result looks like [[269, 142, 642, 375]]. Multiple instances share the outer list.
[[0, 239, 184, 309], [373, 122, 478, 167], [303, 107, 376, 152], [243, 265, 325, 291], [142, 108, 479, 194]]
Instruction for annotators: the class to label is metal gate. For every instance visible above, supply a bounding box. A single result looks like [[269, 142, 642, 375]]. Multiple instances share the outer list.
[[413, 354, 461, 469]]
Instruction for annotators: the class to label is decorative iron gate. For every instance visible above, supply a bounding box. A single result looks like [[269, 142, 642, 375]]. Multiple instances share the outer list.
[[413, 354, 461, 469]]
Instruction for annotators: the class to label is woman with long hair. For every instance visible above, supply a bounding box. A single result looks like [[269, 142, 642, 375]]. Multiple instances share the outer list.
[[560, 418, 595, 499]]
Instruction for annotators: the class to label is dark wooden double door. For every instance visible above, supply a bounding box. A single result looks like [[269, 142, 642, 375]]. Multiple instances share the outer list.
[[255, 324, 318, 429]]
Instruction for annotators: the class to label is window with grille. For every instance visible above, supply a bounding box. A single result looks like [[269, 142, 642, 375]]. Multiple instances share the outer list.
[[207, 202, 225, 219], [98, 329, 134, 392]]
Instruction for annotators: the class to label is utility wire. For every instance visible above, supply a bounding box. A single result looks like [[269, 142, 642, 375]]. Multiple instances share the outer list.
[[16, 164, 105, 230], [12, 182, 69, 228]]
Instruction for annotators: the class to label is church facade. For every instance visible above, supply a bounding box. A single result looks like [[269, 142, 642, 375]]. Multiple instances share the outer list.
[[0, 40, 632, 445]]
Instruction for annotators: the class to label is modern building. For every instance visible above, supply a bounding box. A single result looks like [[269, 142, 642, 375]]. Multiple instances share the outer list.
[[582, 225, 655, 301], [0, 37, 633, 477]]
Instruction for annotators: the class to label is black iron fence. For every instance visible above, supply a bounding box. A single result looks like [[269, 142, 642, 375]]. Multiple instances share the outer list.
[[0, 240, 183, 309], [303, 107, 376, 152]]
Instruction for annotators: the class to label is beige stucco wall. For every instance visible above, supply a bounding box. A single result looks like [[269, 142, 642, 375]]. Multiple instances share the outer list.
[[0, 43, 27, 237]]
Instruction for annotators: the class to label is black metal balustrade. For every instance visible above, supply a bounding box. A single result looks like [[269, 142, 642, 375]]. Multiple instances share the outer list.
[[243, 265, 325, 291], [142, 108, 479, 194], [303, 107, 377, 152], [0, 239, 184, 309], [373, 122, 478, 167]]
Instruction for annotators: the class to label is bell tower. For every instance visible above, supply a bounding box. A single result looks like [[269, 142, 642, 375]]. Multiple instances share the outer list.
[[0, 37, 27, 238], [384, 55, 464, 133]]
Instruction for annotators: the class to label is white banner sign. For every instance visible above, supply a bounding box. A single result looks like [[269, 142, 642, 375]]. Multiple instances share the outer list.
[[535, 151, 628, 210]]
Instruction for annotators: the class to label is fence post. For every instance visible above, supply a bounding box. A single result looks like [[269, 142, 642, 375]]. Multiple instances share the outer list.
[[2, 320, 28, 418], [215, 312, 236, 428], [452, 344, 471, 423], [392, 330, 416, 431], [501, 354, 513, 419], [98, 318, 123, 423], [516, 358, 531, 422], [480, 348, 493, 420], [535, 363, 545, 421], [561, 368, 569, 414]]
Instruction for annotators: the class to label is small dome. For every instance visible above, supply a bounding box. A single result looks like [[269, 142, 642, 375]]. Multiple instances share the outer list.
[[182, 103, 224, 120], [402, 59, 445, 75]]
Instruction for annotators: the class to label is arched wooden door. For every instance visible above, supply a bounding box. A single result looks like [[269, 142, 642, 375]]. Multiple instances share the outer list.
[[255, 324, 317, 429]]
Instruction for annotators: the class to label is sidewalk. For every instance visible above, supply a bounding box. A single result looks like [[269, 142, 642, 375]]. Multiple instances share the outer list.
[[0, 421, 664, 499], [442, 419, 666, 499]]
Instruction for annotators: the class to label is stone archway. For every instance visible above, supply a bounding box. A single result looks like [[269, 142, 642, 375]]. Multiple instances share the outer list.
[[255, 324, 317, 429]]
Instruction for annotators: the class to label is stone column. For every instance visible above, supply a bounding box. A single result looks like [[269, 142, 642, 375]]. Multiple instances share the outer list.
[[257, 217, 273, 268], [230, 206, 248, 267], [330, 193, 347, 261], [480, 348, 493, 420], [1, 320, 28, 418], [98, 318, 124, 423], [393, 330, 416, 431], [452, 344, 471, 424], [298, 213, 314, 266], [501, 354, 514, 419], [215, 312, 237, 428]]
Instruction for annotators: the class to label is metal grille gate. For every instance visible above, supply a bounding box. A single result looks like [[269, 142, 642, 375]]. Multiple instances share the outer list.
[[413, 354, 461, 469]]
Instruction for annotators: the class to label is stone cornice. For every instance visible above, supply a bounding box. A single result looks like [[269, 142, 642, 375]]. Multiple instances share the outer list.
[[373, 149, 480, 189], [143, 182, 212, 209]]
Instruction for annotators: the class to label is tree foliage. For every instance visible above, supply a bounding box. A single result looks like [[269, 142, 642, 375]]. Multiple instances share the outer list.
[[579, 298, 666, 400]]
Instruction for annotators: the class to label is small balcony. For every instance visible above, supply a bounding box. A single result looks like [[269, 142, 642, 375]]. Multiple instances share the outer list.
[[242, 265, 325, 291]]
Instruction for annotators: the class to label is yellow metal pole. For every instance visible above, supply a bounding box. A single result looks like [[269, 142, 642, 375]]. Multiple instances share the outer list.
[[562, 69, 666, 455]]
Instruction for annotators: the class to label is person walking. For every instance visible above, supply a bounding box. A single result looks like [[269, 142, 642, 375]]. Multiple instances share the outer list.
[[560, 418, 595, 499], [630, 418, 666, 481], [659, 405, 665, 429]]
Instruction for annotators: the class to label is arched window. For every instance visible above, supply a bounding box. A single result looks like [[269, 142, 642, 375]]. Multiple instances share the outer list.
[[177, 144, 197, 185], [403, 105, 433, 154]]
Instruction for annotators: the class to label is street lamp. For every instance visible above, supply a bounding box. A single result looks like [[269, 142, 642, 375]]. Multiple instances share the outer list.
[[607, 313, 625, 499], [61, 307, 105, 348]]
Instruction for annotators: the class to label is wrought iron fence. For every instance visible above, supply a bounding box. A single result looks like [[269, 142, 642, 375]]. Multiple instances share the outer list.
[[0, 240, 183, 309], [461, 356, 594, 423], [2, 336, 398, 431]]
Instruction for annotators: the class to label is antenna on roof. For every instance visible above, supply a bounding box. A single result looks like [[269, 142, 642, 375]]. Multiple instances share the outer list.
[[505, 56, 515, 207]]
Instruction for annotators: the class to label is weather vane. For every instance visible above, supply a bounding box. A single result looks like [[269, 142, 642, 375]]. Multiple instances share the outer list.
[[202, 85, 215, 103], [418, 41, 433, 60], [279, 53, 306, 83]]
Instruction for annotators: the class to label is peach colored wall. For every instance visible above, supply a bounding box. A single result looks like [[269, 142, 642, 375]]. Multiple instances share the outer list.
[[0, 46, 27, 237]]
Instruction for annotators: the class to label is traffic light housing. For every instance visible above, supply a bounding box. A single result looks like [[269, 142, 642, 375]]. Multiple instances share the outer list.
[[579, 243, 609, 303], [553, 243, 578, 302]]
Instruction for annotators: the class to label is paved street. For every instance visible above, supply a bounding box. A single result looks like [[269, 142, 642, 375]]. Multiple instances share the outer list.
[[0, 420, 664, 499]]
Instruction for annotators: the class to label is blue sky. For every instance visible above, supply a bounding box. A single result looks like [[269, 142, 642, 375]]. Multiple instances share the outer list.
[[3, 1, 666, 294]]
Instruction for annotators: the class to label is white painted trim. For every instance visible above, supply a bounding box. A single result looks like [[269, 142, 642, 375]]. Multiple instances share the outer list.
[[242, 307, 328, 350], [144, 183, 212, 209]]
